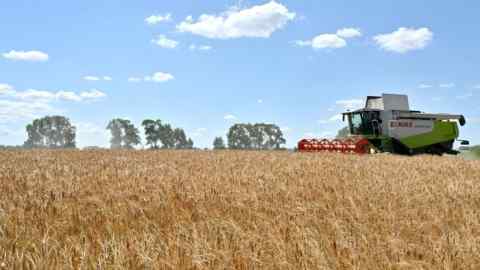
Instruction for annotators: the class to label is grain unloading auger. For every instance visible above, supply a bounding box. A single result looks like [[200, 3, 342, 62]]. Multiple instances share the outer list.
[[298, 93, 469, 155]]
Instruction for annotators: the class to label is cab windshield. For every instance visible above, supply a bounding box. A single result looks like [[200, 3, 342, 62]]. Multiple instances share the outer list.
[[345, 111, 380, 136], [350, 113, 363, 134]]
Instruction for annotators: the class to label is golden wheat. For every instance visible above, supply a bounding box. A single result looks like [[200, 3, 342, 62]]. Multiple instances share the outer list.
[[0, 150, 479, 269]]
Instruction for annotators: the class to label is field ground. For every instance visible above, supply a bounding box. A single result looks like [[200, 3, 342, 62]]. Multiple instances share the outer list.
[[1, 150, 480, 269]]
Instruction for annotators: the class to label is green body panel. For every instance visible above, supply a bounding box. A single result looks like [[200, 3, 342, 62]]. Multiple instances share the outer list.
[[399, 121, 459, 149], [361, 135, 394, 153], [379, 137, 394, 152]]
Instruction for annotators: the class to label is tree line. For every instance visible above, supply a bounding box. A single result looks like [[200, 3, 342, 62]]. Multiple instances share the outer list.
[[141, 119, 193, 149], [24, 116, 76, 148], [18, 115, 288, 150], [224, 123, 286, 150]]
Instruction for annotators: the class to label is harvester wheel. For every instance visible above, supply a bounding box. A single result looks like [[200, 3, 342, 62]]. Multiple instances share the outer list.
[[364, 143, 381, 154]]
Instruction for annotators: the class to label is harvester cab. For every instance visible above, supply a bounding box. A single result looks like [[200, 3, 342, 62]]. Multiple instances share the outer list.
[[298, 93, 468, 155], [342, 109, 382, 137]]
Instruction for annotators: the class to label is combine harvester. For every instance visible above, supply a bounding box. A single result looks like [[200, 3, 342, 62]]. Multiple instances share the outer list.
[[298, 93, 469, 155]]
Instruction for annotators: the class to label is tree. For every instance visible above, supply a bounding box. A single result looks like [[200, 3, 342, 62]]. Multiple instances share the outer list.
[[107, 119, 123, 149], [227, 123, 286, 150], [227, 124, 252, 149], [142, 119, 161, 149], [25, 121, 43, 148], [123, 121, 141, 149], [24, 116, 76, 148], [186, 138, 194, 149], [172, 128, 194, 149], [173, 128, 188, 149], [106, 118, 141, 149], [263, 124, 286, 149], [141, 119, 194, 150], [336, 126, 350, 139], [159, 123, 175, 149], [249, 124, 264, 149], [213, 137, 226, 150]]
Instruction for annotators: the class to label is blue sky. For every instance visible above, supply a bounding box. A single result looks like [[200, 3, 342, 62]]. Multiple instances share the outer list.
[[0, 0, 479, 148]]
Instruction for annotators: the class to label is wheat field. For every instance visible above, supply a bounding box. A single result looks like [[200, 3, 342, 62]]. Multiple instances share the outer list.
[[0, 150, 479, 269]]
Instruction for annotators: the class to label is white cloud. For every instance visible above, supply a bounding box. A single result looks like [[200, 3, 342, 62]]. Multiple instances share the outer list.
[[9, 88, 105, 103], [80, 89, 107, 100], [84, 75, 112, 81], [418, 84, 433, 89], [152, 35, 179, 49], [294, 27, 361, 50], [128, 72, 174, 83], [144, 72, 175, 83], [2, 50, 49, 62], [374, 27, 433, 53], [0, 84, 14, 95], [439, 83, 455, 88], [84, 76, 100, 81], [474, 85, 480, 89], [177, 1, 295, 39], [312, 34, 347, 49], [336, 99, 364, 110], [15, 89, 57, 101], [56, 91, 83, 102], [224, 114, 237, 120], [0, 100, 56, 122], [317, 120, 329, 124], [0, 84, 13, 91], [145, 14, 172, 25], [257, 99, 263, 103], [198, 45, 212, 51], [128, 77, 142, 83], [336, 28, 362, 38], [189, 44, 213, 51], [295, 34, 346, 49], [0, 85, 106, 124]]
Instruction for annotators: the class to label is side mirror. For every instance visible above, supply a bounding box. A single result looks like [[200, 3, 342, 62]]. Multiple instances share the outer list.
[[459, 115, 466, 126]]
